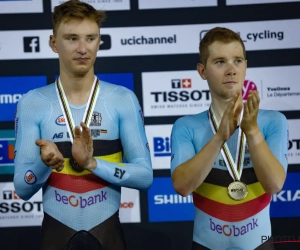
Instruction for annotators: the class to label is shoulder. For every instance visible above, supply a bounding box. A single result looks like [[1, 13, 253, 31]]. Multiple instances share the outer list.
[[18, 84, 56, 107], [173, 111, 208, 133], [100, 81, 136, 99], [174, 111, 208, 127], [258, 109, 288, 133], [258, 109, 287, 124]]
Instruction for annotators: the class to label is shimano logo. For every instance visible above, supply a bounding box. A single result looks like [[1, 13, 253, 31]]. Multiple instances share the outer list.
[[154, 194, 193, 204], [0, 94, 22, 104], [121, 35, 176, 45]]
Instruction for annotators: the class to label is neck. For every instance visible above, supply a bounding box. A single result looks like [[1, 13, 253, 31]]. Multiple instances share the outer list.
[[59, 70, 95, 105], [211, 95, 243, 123]]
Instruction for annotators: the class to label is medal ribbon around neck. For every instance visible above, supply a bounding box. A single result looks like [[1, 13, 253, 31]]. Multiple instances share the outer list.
[[208, 105, 246, 181], [55, 76, 100, 144]]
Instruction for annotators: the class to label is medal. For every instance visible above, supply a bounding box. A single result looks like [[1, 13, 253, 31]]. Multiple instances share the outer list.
[[55, 76, 100, 172], [228, 181, 248, 201], [208, 106, 248, 200], [69, 156, 84, 173]]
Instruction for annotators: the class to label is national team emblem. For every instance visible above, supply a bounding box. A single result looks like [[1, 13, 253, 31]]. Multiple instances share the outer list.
[[90, 111, 101, 126]]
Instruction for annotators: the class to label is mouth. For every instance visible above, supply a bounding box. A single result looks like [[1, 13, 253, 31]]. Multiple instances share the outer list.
[[223, 81, 237, 86], [75, 58, 89, 63]]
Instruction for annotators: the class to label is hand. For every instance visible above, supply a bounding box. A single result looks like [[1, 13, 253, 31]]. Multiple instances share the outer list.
[[216, 92, 243, 141], [72, 122, 96, 171], [241, 90, 260, 135], [35, 139, 65, 171]]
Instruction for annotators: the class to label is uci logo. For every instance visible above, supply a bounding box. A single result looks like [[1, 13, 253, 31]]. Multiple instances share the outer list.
[[24, 170, 37, 185], [55, 115, 66, 126]]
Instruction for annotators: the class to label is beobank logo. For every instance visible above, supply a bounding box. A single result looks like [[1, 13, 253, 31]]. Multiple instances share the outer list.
[[55, 190, 107, 208], [210, 218, 258, 236], [242, 80, 258, 100], [55, 115, 66, 126]]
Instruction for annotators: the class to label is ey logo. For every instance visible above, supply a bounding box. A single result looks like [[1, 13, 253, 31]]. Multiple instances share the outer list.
[[242, 80, 258, 100]]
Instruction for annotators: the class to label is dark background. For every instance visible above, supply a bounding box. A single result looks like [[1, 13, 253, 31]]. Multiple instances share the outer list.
[[0, 0, 300, 249]]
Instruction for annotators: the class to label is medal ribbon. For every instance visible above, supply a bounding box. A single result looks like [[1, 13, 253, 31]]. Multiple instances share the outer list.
[[208, 106, 246, 181], [55, 76, 100, 144]]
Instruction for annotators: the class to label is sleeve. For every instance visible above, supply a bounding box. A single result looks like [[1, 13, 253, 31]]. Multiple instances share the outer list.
[[264, 111, 289, 173], [13, 91, 52, 201], [170, 117, 196, 175], [92, 89, 153, 191]]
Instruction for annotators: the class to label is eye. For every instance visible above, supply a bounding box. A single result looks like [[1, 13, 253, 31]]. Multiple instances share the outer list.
[[216, 60, 224, 64], [87, 37, 95, 42], [235, 59, 243, 63], [68, 37, 76, 41]]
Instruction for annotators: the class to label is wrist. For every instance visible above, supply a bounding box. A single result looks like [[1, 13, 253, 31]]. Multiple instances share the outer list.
[[85, 158, 97, 172], [214, 133, 226, 147], [244, 126, 260, 137]]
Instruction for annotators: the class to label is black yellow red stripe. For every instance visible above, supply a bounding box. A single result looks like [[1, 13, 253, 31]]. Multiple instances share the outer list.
[[194, 181, 266, 205], [47, 172, 109, 193], [193, 189, 271, 222]]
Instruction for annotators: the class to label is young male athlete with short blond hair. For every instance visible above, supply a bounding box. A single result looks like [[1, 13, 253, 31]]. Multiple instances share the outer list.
[[14, 1, 153, 249], [171, 27, 288, 250]]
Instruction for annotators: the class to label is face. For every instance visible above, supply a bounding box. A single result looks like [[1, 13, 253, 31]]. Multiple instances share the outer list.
[[197, 41, 247, 100], [50, 18, 101, 77]]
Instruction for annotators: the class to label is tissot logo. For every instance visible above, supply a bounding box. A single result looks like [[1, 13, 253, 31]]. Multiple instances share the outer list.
[[99, 35, 111, 50], [151, 79, 210, 103], [171, 79, 191, 89], [23, 37, 40, 53]]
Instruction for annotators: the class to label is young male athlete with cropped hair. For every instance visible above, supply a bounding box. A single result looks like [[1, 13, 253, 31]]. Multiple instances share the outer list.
[[13, 1, 153, 249], [171, 27, 288, 250]]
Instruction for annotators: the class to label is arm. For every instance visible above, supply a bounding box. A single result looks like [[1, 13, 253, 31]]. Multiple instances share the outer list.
[[13, 92, 52, 200], [72, 89, 153, 191], [172, 93, 242, 197], [171, 121, 224, 197], [242, 91, 288, 194]]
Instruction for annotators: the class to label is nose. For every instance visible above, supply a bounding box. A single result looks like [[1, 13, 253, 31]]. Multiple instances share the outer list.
[[77, 40, 87, 54], [226, 63, 236, 76]]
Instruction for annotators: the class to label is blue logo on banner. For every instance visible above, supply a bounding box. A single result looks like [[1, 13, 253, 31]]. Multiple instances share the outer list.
[[0, 130, 15, 175], [154, 137, 171, 157], [270, 172, 300, 218], [0, 76, 47, 122], [148, 177, 194, 222]]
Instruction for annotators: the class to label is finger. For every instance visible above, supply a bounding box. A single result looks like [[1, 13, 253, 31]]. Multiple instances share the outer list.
[[87, 134, 93, 152], [36, 139, 46, 148], [74, 126, 81, 139], [247, 95, 254, 113], [224, 92, 240, 116], [243, 102, 249, 117], [47, 155, 63, 167], [252, 91, 260, 109], [81, 122, 91, 140], [54, 163, 64, 172], [234, 103, 243, 120]]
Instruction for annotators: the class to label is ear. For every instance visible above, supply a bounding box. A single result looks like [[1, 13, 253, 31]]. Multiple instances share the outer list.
[[197, 63, 207, 80], [49, 35, 58, 53], [98, 34, 101, 50]]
